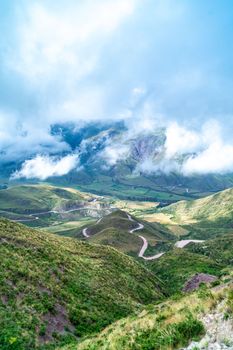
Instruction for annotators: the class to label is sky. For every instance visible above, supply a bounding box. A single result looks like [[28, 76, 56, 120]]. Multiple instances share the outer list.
[[1, 0, 233, 178]]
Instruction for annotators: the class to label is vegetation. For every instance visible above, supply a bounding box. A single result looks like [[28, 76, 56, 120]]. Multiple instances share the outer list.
[[146, 249, 222, 295], [186, 233, 233, 266], [0, 185, 86, 214], [160, 187, 233, 227], [0, 218, 164, 349], [85, 210, 174, 255], [0, 182, 233, 349], [59, 285, 233, 350]]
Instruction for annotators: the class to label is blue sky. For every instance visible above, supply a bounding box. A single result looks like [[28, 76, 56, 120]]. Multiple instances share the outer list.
[[1, 0, 233, 174]]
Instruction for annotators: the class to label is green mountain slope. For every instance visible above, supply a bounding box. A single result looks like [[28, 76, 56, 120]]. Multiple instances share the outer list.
[[0, 185, 86, 215], [84, 210, 174, 255], [0, 219, 164, 349], [186, 233, 233, 267], [160, 188, 233, 227], [147, 249, 222, 295], [59, 284, 233, 350], [145, 233, 233, 295]]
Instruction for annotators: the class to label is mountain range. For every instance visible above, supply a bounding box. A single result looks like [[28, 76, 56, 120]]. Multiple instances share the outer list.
[[1, 122, 233, 204]]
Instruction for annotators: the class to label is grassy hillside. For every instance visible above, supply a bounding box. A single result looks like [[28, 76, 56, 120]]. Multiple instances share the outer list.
[[186, 233, 233, 267], [0, 185, 86, 214], [160, 188, 233, 227], [147, 249, 222, 295], [85, 210, 175, 255], [89, 228, 143, 255], [0, 218, 164, 349], [59, 284, 233, 350], [145, 233, 233, 295]]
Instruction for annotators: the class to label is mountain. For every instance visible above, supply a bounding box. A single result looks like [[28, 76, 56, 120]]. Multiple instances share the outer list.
[[5, 122, 233, 203], [59, 282, 233, 350], [51, 123, 233, 202], [160, 187, 233, 227], [0, 185, 114, 234], [82, 210, 175, 256], [0, 218, 164, 349]]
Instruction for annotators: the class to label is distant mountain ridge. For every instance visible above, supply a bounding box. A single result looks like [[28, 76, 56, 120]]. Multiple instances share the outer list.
[[2, 122, 233, 201]]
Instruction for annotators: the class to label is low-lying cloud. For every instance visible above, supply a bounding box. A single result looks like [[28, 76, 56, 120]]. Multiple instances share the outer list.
[[183, 141, 233, 175], [98, 119, 233, 176], [11, 154, 79, 180]]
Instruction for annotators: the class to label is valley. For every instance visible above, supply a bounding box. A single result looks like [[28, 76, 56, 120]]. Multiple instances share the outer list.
[[0, 182, 233, 349], [1, 2, 233, 349]]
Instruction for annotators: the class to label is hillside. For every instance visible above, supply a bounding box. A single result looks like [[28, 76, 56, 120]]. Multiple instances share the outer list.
[[0, 185, 87, 215], [0, 218, 164, 349], [59, 283, 233, 350], [148, 249, 222, 295], [83, 210, 175, 256], [160, 188, 233, 227], [0, 184, 115, 237], [145, 233, 233, 295]]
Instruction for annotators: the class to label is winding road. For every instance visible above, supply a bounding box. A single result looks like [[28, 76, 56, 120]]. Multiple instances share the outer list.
[[82, 213, 164, 260], [127, 214, 165, 260], [82, 227, 90, 238], [13, 207, 102, 223], [82, 213, 205, 261]]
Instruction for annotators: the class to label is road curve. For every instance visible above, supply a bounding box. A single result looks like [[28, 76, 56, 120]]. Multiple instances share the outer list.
[[175, 239, 204, 248], [82, 227, 90, 238], [138, 235, 165, 260], [127, 214, 164, 260], [82, 217, 103, 238]]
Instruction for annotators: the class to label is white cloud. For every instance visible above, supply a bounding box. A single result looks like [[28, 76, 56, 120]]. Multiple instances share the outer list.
[[113, 119, 233, 176], [101, 144, 130, 166], [165, 122, 201, 158], [182, 141, 233, 175], [136, 157, 180, 175], [165, 120, 233, 175], [9, 0, 136, 83], [11, 154, 79, 180], [0, 110, 69, 162]]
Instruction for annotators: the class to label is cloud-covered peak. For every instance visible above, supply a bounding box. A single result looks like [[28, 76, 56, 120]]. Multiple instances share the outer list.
[[0, 0, 233, 177]]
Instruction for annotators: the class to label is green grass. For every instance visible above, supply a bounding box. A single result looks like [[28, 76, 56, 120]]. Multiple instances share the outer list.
[[58, 285, 233, 350], [0, 185, 84, 215], [89, 228, 143, 254], [160, 187, 233, 228], [85, 210, 175, 255], [146, 249, 222, 295], [0, 218, 164, 349]]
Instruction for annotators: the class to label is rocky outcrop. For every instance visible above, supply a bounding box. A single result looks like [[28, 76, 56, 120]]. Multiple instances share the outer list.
[[183, 273, 217, 293]]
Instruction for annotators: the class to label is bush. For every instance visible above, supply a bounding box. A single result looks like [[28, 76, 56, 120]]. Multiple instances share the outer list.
[[134, 314, 204, 350]]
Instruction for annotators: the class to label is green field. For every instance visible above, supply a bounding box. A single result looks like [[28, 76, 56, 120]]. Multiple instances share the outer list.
[[50, 175, 191, 202]]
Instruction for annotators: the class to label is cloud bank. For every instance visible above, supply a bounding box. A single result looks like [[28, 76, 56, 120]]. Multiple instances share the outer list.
[[0, 0, 233, 177]]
